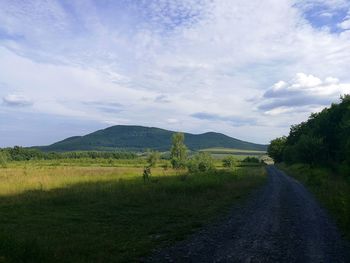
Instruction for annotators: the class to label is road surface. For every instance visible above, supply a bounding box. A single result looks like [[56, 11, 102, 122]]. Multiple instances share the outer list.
[[148, 165, 349, 262]]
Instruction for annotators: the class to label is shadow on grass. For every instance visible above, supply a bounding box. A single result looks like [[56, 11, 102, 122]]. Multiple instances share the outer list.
[[0, 168, 265, 263]]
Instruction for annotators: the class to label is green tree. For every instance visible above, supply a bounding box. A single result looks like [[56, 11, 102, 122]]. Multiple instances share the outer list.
[[222, 155, 237, 168], [267, 136, 287, 163], [187, 152, 214, 173], [0, 150, 9, 168], [268, 94, 350, 169], [295, 135, 324, 166], [147, 151, 160, 168], [283, 145, 297, 164], [170, 133, 187, 169]]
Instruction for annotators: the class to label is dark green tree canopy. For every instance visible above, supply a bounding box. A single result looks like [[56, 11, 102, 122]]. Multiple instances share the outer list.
[[268, 95, 350, 168], [267, 136, 287, 163]]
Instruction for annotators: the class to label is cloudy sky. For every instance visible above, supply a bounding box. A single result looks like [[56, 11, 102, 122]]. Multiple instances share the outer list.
[[1, 0, 350, 147]]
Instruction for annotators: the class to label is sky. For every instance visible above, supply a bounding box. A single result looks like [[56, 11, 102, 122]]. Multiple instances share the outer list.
[[1, 0, 350, 147]]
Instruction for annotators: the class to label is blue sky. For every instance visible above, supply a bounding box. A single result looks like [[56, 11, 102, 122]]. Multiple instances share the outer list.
[[1, 0, 350, 147]]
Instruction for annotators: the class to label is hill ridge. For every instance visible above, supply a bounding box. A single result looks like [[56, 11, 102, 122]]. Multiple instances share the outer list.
[[37, 125, 267, 152]]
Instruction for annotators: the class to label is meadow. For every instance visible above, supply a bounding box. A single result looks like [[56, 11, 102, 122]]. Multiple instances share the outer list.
[[199, 147, 266, 160], [0, 158, 266, 262]]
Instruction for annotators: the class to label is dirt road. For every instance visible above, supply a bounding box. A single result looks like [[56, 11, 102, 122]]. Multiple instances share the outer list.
[[148, 165, 349, 262]]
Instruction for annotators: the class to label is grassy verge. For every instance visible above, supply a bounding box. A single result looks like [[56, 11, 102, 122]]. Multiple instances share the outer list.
[[278, 163, 350, 240], [0, 164, 266, 262]]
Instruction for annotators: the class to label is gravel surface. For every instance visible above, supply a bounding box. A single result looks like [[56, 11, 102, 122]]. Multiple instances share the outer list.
[[147, 165, 349, 262]]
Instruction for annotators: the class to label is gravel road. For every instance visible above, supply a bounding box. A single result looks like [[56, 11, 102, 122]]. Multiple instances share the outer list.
[[147, 165, 349, 262]]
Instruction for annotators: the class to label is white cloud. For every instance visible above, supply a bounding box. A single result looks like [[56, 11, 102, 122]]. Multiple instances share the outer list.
[[260, 73, 350, 114], [2, 94, 32, 107], [338, 18, 350, 30]]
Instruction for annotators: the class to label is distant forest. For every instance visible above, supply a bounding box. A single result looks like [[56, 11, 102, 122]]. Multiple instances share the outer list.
[[268, 95, 350, 175], [0, 146, 137, 162]]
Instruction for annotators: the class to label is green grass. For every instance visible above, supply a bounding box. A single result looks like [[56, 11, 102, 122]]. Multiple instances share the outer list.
[[278, 163, 350, 240], [200, 147, 266, 155], [199, 148, 267, 162], [0, 162, 266, 262], [200, 147, 266, 153]]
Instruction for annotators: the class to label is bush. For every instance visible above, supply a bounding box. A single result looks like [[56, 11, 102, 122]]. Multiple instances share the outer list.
[[187, 152, 215, 173], [222, 156, 237, 168]]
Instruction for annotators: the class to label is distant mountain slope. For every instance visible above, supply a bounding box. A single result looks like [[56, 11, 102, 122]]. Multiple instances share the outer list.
[[37, 125, 267, 152]]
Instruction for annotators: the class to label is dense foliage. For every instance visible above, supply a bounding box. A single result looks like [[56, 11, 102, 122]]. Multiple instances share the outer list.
[[187, 152, 215, 173], [268, 95, 350, 173], [38, 125, 267, 152], [146, 151, 160, 168], [0, 146, 137, 162], [267, 137, 287, 163], [170, 133, 188, 169], [222, 156, 237, 168]]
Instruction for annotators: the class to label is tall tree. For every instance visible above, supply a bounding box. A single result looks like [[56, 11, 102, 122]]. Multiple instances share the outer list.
[[170, 133, 187, 169]]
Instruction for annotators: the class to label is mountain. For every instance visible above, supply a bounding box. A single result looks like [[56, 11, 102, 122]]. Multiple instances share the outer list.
[[37, 125, 267, 152]]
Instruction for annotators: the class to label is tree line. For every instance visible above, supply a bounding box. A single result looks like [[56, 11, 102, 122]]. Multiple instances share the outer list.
[[0, 146, 137, 162], [268, 95, 350, 174]]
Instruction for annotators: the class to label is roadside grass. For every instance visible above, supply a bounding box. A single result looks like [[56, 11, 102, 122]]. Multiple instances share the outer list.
[[278, 163, 350, 240], [0, 163, 266, 262]]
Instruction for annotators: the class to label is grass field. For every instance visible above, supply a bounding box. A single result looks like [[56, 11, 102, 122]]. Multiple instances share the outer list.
[[0, 159, 266, 262], [199, 147, 266, 154], [200, 148, 270, 165], [199, 147, 267, 161], [278, 163, 350, 240]]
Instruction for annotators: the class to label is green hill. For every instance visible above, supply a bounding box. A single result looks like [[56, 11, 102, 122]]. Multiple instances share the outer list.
[[37, 125, 267, 152]]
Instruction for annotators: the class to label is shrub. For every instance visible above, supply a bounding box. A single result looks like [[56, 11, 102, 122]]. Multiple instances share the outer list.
[[187, 152, 215, 173], [222, 156, 237, 168]]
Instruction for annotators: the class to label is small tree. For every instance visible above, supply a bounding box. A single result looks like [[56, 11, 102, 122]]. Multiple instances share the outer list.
[[147, 151, 160, 168], [0, 150, 8, 168], [222, 155, 237, 168], [170, 133, 187, 169], [187, 152, 215, 173]]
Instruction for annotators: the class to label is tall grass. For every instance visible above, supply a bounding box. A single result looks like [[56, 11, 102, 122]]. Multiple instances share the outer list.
[[0, 163, 266, 262]]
